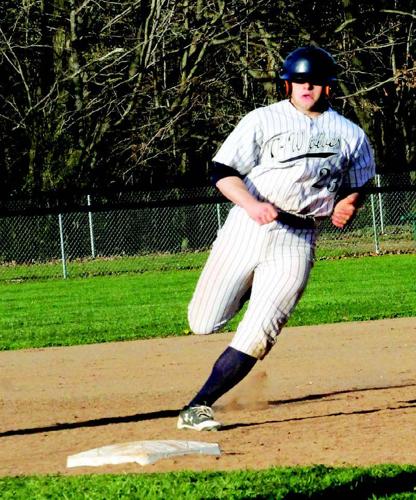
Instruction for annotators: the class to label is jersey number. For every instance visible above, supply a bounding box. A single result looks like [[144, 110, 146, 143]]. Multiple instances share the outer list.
[[312, 167, 341, 193]]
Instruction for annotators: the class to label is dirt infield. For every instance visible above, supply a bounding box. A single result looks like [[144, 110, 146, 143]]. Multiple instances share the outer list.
[[0, 317, 415, 477]]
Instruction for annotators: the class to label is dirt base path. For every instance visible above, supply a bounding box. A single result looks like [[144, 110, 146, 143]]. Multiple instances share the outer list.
[[0, 317, 415, 477]]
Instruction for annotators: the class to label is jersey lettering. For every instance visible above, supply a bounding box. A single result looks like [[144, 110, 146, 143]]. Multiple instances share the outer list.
[[312, 167, 342, 192], [263, 131, 341, 163]]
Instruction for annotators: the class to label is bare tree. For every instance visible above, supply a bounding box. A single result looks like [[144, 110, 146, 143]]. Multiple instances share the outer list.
[[334, 0, 415, 171], [0, 0, 413, 199]]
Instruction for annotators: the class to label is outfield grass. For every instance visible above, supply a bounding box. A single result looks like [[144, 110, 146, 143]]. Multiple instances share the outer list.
[[1, 254, 414, 350], [0, 251, 209, 281], [1, 465, 416, 499]]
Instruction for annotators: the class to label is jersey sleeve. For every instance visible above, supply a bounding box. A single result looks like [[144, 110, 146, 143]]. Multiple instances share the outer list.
[[345, 131, 376, 189], [212, 110, 263, 176]]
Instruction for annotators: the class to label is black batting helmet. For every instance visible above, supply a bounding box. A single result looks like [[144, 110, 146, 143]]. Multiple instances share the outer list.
[[279, 46, 337, 85]]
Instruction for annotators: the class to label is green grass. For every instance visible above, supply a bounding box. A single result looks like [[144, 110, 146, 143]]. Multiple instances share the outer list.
[[1, 465, 416, 499], [0, 270, 192, 349], [0, 251, 209, 281], [287, 254, 415, 325], [0, 254, 414, 351], [0, 254, 414, 350]]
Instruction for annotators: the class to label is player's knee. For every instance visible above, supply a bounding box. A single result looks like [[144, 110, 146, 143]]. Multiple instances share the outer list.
[[188, 321, 215, 335], [243, 338, 274, 360], [187, 310, 215, 335]]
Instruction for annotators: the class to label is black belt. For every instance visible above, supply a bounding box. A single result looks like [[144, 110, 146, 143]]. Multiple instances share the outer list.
[[277, 210, 316, 229]]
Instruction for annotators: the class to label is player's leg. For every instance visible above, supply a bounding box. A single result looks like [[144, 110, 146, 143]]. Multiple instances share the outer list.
[[230, 228, 315, 359], [177, 346, 257, 431], [178, 209, 264, 431], [187, 208, 262, 335], [178, 226, 314, 431], [178, 230, 314, 430], [180, 256, 258, 431]]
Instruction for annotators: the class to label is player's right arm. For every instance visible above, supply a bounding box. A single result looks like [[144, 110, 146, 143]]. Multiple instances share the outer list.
[[215, 176, 278, 225], [210, 110, 277, 224]]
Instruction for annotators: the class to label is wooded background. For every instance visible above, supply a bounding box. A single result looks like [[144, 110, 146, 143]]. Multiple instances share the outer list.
[[0, 0, 414, 199]]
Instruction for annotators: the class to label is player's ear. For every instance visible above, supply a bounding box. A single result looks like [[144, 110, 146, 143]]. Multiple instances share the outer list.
[[323, 81, 339, 100], [276, 79, 289, 98]]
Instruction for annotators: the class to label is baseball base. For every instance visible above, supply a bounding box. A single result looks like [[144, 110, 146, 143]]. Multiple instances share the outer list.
[[67, 439, 221, 467]]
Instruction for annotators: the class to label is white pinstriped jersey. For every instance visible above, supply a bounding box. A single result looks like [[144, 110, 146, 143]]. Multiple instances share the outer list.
[[213, 99, 376, 218]]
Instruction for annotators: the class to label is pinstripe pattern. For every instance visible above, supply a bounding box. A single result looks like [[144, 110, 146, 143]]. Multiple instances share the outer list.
[[189, 99, 375, 359], [229, 222, 315, 358], [213, 100, 375, 217], [188, 207, 315, 359]]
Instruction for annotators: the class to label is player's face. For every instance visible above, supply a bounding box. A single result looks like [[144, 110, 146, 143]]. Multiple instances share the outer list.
[[289, 81, 325, 116]]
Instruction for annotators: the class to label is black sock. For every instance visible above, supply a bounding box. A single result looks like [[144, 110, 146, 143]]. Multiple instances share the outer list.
[[188, 346, 257, 407]]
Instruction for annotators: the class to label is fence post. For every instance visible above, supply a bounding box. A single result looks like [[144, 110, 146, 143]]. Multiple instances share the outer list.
[[370, 194, 380, 254], [58, 213, 68, 279], [376, 174, 385, 234], [216, 203, 222, 231], [87, 195, 96, 258]]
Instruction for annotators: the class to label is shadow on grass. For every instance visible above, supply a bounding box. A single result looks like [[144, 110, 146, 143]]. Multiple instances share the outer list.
[[280, 470, 416, 499]]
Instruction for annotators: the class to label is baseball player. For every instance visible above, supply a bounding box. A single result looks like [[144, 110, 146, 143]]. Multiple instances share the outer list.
[[177, 46, 376, 431]]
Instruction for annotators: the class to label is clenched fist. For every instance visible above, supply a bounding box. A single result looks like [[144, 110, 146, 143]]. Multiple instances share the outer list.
[[331, 193, 360, 229], [246, 200, 278, 225]]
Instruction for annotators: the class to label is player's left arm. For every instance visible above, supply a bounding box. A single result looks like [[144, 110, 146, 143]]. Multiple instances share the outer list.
[[332, 130, 376, 229], [331, 188, 366, 229]]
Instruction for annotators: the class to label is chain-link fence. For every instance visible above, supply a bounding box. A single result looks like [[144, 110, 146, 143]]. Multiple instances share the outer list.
[[1, 180, 415, 281]]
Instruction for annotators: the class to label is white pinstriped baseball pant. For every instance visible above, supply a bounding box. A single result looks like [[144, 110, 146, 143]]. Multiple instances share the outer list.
[[188, 206, 316, 359]]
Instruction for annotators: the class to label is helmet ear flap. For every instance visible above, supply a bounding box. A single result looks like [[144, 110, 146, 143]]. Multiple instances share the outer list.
[[282, 80, 331, 98]]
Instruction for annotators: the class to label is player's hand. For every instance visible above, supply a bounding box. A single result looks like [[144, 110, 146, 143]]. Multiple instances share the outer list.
[[331, 193, 360, 229], [246, 200, 278, 225]]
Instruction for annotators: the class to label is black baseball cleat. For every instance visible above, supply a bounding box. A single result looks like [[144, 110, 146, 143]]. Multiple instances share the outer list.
[[177, 405, 222, 431]]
